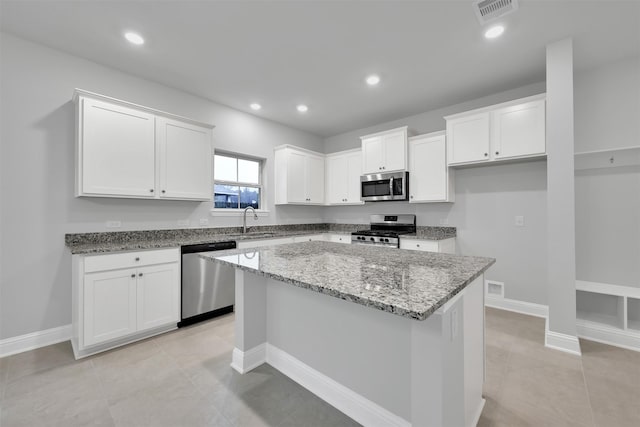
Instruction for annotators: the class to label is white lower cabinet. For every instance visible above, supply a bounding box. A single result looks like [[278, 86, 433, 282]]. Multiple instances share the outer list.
[[327, 234, 350, 244], [400, 238, 456, 254], [292, 234, 326, 243], [73, 248, 180, 358]]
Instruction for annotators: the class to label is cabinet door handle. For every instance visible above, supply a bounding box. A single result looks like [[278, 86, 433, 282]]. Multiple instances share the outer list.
[[135, 257, 140, 261], [484, 153, 488, 157], [138, 273, 143, 277], [410, 195, 414, 199], [150, 189, 154, 193], [416, 244, 421, 247], [131, 274, 136, 278], [161, 190, 166, 194], [495, 151, 499, 155]]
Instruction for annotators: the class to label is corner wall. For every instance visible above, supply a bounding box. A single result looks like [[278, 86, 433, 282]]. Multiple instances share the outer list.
[[323, 83, 549, 306], [0, 33, 325, 340]]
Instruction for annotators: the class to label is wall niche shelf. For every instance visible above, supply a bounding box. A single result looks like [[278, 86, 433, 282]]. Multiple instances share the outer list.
[[574, 146, 640, 170], [576, 280, 640, 352]]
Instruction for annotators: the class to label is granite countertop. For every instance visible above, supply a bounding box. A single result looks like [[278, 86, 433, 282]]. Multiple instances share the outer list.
[[65, 224, 456, 254], [202, 241, 493, 321]]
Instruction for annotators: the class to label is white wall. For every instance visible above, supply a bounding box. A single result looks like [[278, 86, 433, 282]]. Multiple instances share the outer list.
[[574, 56, 640, 288], [0, 33, 324, 340], [323, 83, 549, 306]]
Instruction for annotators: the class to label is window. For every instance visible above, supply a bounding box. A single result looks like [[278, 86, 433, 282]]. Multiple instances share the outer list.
[[213, 153, 262, 209]]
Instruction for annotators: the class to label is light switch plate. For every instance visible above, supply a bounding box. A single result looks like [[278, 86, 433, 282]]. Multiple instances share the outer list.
[[177, 219, 189, 226], [199, 218, 209, 226], [515, 216, 525, 227], [106, 221, 121, 228]]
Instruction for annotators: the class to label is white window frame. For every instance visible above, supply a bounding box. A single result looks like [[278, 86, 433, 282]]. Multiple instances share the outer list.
[[210, 151, 269, 216]]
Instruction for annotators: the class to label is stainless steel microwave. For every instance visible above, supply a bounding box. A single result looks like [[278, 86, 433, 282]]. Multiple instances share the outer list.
[[360, 171, 409, 202]]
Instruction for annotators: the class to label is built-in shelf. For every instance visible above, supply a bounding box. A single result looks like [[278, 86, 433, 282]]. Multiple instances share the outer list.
[[575, 280, 640, 352], [628, 297, 640, 333], [574, 146, 640, 170]]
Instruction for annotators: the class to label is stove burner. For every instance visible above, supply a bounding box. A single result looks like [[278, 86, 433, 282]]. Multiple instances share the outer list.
[[350, 214, 416, 248]]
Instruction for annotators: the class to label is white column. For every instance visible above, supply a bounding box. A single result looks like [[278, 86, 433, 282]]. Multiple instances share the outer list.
[[545, 38, 581, 355], [231, 269, 267, 373]]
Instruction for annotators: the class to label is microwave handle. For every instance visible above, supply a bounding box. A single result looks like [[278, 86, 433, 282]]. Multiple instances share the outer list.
[[389, 177, 394, 198]]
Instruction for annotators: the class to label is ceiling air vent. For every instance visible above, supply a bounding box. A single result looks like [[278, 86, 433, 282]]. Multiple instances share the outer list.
[[473, 0, 519, 24]]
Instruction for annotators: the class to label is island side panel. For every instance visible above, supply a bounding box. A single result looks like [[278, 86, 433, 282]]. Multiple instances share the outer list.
[[265, 277, 413, 422], [232, 269, 267, 373], [463, 276, 486, 427]]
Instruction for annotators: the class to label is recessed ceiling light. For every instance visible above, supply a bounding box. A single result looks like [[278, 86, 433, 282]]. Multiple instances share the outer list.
[[366, 75, 380, 86], [297, 104, 308, 113], [484, 25, 505, 39], [124, 32, 145, 45], [250, 103, 261, 111]]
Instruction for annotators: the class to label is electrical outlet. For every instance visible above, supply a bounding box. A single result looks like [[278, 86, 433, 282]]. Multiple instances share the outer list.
[[199, 218, 209, 226], [439, 218, 449, 225], [177, 219, 189, 226], [515, 216, 525, 227], [106, 221, 121, 228]]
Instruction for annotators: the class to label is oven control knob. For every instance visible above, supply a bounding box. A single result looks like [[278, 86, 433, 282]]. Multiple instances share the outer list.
[[370, 237, 375, 242], [384, 238, 389, 242], [359, 236, 364, 240]]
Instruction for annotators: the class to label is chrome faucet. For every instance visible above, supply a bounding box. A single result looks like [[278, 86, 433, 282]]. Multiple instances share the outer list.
[[242, 206, 258, 233]]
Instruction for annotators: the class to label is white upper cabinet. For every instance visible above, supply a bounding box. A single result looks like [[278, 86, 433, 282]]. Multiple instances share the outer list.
[[74, 89, 213, 201], [325, 149, 364, 205], [79, 98, 157, 198], [445, 94, 546, 167], [409, 131, 454, 203], [156, 117, 213, 200], [274, 145, 325, 205], [491, 99, 546, 160], [361, 126, 408, 174], [446, 112, 491, 165]]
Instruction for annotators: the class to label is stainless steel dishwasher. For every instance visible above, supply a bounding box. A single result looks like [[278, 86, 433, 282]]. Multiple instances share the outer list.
[[179, 241, 236, 327]]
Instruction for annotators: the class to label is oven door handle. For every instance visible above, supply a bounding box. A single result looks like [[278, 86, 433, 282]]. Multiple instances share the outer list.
[[389, 177, 394, 198]]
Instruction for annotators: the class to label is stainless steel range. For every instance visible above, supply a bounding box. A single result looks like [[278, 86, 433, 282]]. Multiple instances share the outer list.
[[351, 214, 416, 248]]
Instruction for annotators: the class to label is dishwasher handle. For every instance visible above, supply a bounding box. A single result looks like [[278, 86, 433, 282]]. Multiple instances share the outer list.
[[181, 241, 237, 254]]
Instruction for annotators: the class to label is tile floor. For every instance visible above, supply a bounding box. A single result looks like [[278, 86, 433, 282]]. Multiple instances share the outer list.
[[1, 308, 638, 426]]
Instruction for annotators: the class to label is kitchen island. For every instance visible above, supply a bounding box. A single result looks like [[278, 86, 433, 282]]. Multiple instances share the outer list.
[[201, 241, 494, 427]]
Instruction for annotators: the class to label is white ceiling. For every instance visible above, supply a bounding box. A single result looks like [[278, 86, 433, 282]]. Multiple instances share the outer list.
[[1, 0, 639, 137]]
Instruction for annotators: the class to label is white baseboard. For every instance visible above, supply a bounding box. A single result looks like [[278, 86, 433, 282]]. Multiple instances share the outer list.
[[468, 398, 486, 427], [577, 320, 640, 353], [485, 295, 549, 318], [266, 343, 410, 427], [230, 344, 267, 374], [545, 318, 582, 356], [0, 324, 72, 358]]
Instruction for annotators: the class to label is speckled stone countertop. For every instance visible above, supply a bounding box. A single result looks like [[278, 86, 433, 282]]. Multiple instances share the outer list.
[[65, 223, 457, 254], [202, 241, 492, 321], [401, 226, 457, 240]]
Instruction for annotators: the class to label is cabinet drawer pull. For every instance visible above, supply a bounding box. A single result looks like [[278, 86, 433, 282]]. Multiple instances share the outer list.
[[416, 244, 421, 247], [150, 189, 154, 193], [495, 151, 499, 155], [484, 153, 488, 157], [138, 273, 143, 277], [131, 274, 136, 278], [161, 190, 166, 194], [135, 257, 140, 261]]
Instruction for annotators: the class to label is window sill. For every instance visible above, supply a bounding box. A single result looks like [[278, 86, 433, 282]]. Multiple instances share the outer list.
[[210, 209, 270, 217]]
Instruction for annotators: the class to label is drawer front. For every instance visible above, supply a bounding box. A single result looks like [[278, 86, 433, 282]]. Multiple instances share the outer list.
[[84, 248, 180, 273], [292, 234, 326, 243], [400, 239, 439, 252], [328, 234, 350, 244]]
